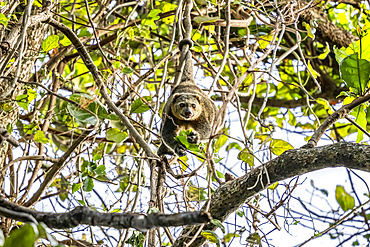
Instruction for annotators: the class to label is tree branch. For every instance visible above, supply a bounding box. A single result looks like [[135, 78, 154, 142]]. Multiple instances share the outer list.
[[0, 197, 211, 232], [23, 130, 91, 207], [306, 94, 370, 148], [43, 18, 158, 159], [173, 142, 370, 247]]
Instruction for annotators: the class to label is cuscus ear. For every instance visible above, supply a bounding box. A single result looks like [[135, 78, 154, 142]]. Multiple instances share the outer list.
[[194, 94, 201, 102], [172, 93, 181, 101]]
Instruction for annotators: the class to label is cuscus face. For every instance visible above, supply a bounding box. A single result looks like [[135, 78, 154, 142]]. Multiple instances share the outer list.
[[171, 94, 201, 121]]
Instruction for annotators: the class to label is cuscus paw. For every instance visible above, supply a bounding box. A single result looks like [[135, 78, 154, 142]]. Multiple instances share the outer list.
[[157, 143, 174, 156], [174, 143, 187, 157], [187, 131, 199, 144]]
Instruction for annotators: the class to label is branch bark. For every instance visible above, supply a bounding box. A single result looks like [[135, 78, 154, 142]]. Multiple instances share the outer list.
[[0, 198, 211, 231]]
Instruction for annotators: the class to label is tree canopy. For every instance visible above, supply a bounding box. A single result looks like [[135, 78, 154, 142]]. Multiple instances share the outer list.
[[0, 0, 369, 246]]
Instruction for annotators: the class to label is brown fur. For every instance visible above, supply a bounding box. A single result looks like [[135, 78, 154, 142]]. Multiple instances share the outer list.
[[158, 50, 219, 156]]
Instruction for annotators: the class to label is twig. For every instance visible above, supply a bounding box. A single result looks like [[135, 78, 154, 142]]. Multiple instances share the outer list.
[[306, 93, 370, 148], [345, 116, 370, 139], [44, 18, 158, 158], [298, 199, 370, 247]]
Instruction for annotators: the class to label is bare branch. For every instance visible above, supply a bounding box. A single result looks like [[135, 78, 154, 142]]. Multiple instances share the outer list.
[[0, 197, 212, 232]]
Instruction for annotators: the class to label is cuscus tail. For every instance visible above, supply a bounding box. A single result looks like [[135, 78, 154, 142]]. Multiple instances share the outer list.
[[173, 39, 194, 87], [179, 50, 194, 85]]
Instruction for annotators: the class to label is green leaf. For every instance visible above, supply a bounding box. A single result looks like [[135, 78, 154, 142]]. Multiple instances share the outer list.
[[106, 128, 128, 143], [175, 130, 201, 153], [340, 53, 370, 93], [78, 200, 86, 206], [130, 97, 152, 114], [304, 22, 315, 39], [59, 36, 72, 46], [16, 89, 37, 111], [307, 60, 320, 79], [193, 45, 203, 52], [0, 13, 9, 27], [320, 189, 328, 196], [201, 230, 220, 246], [337, 91, 350, 98], [126, 231, 145, 247], [334, 45, 350, 65], [316, 98, 334, 114], [122, 67, 134, 74], [343, 96, 356, 106], [270, 139, 294, 156], [95, 165, 106, 176], [83, 177, 94, 192], [216, 170, 225, 179], [354, 105, 367, 143], [34, 130, 49, 144], [113, 61, 120, 69], [318, 42, 330, 60], [237, 148, 254, 167], [258, 34, 276, 49], [195, 0, 208, 5], [78, 28, 92, 38], [72, 183, 81, 193], [226, 142, 242, 151], [42, 35, 60, 52], [194, 16, 218, 23], [214, 133, 228, 152], [107, 114, 120, 121], [187, 182, 207, 201], [364, 233, 370, 241], [147, 207, 160, 214], [246, 232, 261, 245], [33, 1, 43, 7], [37, 223, 60, 246], [352, 240, 359, 246], [192, 31, 202, 41], [147, 9, 162, 18], [288, 110, 297, 126], [268, 182, 278, 190], [6, 123, 12, 134], [236, 210, 244, 217], [141, 19, 157, 29], [210, 219, 225, 234], [224, 233, 240, 243], [335, 185, 355, 211], [67, 104, 97, 125], [4, 224, 36, 247]]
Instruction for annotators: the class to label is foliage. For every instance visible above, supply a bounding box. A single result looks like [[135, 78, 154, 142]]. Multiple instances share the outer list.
[[0, 0, 369, 246], [2, 223, 62, 247]]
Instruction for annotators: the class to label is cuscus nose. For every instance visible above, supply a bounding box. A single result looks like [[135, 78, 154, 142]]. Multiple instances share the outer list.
[[184, 111, 193, 118]]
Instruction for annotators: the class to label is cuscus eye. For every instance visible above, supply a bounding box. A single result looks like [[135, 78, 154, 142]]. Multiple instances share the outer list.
[[191, 104, 196, 108], [180, 103, 185, 107]]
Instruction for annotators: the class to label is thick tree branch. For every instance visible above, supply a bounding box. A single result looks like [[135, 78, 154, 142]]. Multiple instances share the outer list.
[[173, 142, 370, 247], [300, 7, 359, 48], [0, 198, 211, 231]]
